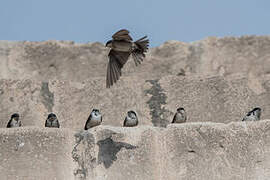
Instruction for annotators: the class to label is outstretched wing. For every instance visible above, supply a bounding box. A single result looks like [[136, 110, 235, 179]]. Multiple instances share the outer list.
[[112, 29, 133, 41], [106, 50, 130, 88]]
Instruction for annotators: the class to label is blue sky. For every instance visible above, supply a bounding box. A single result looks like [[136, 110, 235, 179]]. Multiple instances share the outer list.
[[0, 0, 269, 46]]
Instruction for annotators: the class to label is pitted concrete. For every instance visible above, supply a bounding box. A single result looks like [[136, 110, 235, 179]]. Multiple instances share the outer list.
[[0, 36, 269, 179], [0, 127, 75, 180], [1, 121, 270, 180], [0, 76, 270, 128], [1, 36, 270, 81]]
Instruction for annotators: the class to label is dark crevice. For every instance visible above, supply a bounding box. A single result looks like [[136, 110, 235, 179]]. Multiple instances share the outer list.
[[219, 143, 224, 148]]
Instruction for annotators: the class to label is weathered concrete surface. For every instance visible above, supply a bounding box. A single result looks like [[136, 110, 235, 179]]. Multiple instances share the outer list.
[[0, 76, 270, 128], [1, 121, 270, 180], [72, 126, 159, 180], [160, 75, 270, 124], [0, 36, 270, 81], [0, 41, 107, 81], [0, 127, 75, 180], [159, 120, 270, 180], [0, 36, 270, 179]]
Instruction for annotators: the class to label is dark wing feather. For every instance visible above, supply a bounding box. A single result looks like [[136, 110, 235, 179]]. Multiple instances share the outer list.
[[56, 120, 60, 128], [45, 119, 49, 127], [84, 121, 88, 130], [106, 50, 130, 88], [135, 36, 149, 52], [110, 59, 119, 83], [123, 117, 127, 127], [84, 114, 92, 130], [172, 114, 177, 123], [132, 36, 149, 66], [112, 29, 133, 41], [132, 51, 144, 66], [7, 120, 11, 128]]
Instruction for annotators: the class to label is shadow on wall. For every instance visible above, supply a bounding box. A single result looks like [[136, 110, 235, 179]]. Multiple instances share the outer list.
[[97, 137, 137, 168]]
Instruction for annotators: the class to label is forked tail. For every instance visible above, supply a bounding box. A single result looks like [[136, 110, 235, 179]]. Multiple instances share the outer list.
[[132, 36, 149, 66]]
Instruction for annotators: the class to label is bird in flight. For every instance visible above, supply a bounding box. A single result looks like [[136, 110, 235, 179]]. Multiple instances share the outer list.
[[105, 29, 149, 88]]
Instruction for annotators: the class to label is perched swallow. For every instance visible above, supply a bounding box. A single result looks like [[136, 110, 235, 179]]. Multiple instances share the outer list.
[[242, 107, 261, 121], [7, 113, 21, 128], [84, 109, 102, 130], [172, 107, 187, 123], [45, 113, 60, 128], [105, 29, 149, 88], [123, 110, 138, 127]]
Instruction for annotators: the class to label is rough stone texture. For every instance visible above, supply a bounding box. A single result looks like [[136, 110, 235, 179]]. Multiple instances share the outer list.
[[0, 76, 270, 128], [159, 120, 270, 180], [1, 36, 270, 179], [0, 41, 107, 81], [1, 122, 270, 180], [72, 126, 159, 180], [0, 127, 74, 180], [160, 75, 270, 124], [1, 36, 270, 81]]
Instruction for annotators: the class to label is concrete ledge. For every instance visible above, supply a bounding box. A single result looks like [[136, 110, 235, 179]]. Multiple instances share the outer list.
[[0, 127, 75, 180], [1, 121, 270, 179], [161, 121, 270, 180]]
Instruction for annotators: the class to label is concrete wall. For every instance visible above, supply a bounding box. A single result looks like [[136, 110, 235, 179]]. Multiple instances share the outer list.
[[0, 36, 270, 179], [1, 36, 270, 81], [0, 127, 74, 180], [0, 36, 270, 128], [1, 121, 270, 180], [0, 76, 270, 129]]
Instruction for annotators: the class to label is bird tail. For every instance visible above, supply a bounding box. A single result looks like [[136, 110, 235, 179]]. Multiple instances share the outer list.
[[132, 36, 149, 66]]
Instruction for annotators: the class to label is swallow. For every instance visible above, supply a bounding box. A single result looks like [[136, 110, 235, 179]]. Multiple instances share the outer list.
[[242, 107, 261, 121], [172, 107, 187, 123], [105, 29, 149, 88], [84, 109, 102, 130], [45, 113, 60, 128], [123, 110, 138, 127], [7, 113, 21, 128]]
